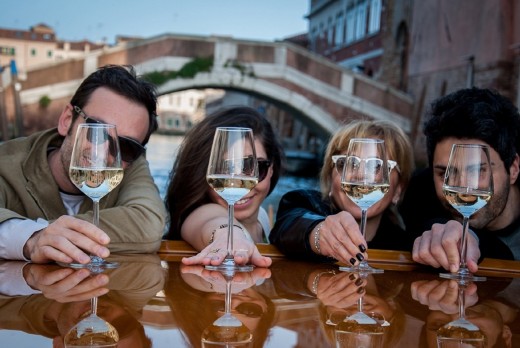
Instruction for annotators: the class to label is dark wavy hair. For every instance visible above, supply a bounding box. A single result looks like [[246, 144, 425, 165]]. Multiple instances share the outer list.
[[70, 64, 158, 145], [165, 106, 284, 239], [424, 87, 520, 174]]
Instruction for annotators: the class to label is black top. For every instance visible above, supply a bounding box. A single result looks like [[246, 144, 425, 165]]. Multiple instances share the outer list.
[[269, 189, 416, 262], [399, 167, 516, 260]]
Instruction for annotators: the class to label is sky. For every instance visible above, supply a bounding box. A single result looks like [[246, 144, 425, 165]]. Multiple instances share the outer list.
[[1, 0, 309, 44]]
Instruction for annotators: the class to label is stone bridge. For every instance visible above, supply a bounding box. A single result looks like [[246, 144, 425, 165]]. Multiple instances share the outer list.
[[11, 33, 413, 136]]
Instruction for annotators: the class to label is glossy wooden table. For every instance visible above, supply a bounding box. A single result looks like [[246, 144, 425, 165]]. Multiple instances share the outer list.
[[0, 241, 518, 348]]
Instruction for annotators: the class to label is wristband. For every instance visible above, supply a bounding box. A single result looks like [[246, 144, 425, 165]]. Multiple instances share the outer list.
[[208, 224, 244, 244], [314, 222, 324, 255]]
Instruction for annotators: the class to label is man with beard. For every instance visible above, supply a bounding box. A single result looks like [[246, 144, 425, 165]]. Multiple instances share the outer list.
[[400, 87, 520, 273], [0, 65, 166, 265]]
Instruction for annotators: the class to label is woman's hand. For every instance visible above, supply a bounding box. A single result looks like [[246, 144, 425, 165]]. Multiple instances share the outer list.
[[313, 211, 367, 266], [315, 271, 365, 308], [180, 264, 271, 293], [181, 226, 272, 268]]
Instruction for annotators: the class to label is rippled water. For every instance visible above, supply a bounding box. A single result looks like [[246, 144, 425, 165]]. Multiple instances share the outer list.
[[146, 134, 319, 218]]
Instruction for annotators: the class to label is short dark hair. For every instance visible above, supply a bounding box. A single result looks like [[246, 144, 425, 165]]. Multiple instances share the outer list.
[[424, 87, 520, 173], [165, 106, 284, 239], [70, 65, 158, 145]]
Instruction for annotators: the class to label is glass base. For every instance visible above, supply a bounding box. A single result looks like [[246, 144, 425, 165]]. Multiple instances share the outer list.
[[339, 261, 384, 274], [59, 256, 119, 273], [205, 257, 253, 273], [439, 271, 486, 282]]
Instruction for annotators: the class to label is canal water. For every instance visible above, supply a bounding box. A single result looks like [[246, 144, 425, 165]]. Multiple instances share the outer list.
[[146, 134, 319, 220]]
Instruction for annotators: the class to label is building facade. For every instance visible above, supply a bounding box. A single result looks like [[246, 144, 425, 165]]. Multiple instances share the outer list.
[[0, 24, 105, 77]]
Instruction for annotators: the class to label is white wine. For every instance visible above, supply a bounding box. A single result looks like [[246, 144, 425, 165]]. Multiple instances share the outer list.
[[443, 186, 491, 217], [70, 167, 124, 201], [207, 175, 258, 204], [201, 322, 252, 345], [341, 183, 390, 209]]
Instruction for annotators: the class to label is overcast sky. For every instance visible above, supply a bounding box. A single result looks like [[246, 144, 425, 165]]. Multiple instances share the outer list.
[[1, 0, 309, 43]]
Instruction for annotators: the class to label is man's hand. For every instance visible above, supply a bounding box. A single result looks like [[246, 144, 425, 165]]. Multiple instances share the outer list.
[[412, 220, 480, 273], [23, 264, 109, 302], [23, 216, 110, 264], [411, 279, 478, 313]]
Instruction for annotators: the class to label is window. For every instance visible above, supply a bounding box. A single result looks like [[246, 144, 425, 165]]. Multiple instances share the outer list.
[[355, 0, 368, 40], [327, 17, 334, 45], [0, 47, 16, 56], [31, 48, 37, 56], [346, 6, 356, 43], [368, 0, 382, 33], [335, 13, 345, 46], [47, 50, 53, 58]]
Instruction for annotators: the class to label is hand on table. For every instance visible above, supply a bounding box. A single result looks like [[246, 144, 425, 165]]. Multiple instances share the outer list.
[[412, 220, 480, 273], [23, 216, 110, 265], [315, 271, 366, 308], [410, 278, 478, 314], [181, 229, 272, 268], [23, 264, 109, 302], [314, 212, 367, 265], [180, 264, 271, 293]]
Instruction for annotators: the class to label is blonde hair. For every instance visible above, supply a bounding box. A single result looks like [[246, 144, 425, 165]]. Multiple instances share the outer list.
[[320, 119, 414, 201]]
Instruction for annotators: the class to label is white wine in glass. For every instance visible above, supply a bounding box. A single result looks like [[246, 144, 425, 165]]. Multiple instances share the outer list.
[[206, 127, 258, 273], [436, 280, 486, 347], [340, 138, 390, 274], [441, 144, 493, 282], [68, 123, 124, 270], [201, 271, 253, 347], [64, 296, 119, 347]]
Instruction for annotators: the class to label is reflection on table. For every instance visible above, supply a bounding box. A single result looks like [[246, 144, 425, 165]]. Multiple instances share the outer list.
[[0, 241, 518, 347]]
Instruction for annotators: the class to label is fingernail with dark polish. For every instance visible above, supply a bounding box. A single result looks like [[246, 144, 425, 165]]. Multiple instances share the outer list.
[[357, 287, 365, 294], [350, 258, 356, 265], [349, 273, 356, 280], [358, 244, 366, 253], [356, 253, 364, 262], [355, 278, 363, 286]]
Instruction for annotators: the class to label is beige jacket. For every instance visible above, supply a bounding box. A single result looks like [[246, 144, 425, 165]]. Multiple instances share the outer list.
[[0, 128, 166, 253]]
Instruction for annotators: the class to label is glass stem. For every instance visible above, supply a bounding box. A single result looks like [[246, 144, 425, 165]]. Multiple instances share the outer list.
[[93, 200, 100, 227], [225, 279, 232, 314], [360, 209, 368, 239], [357, 297, 364, 313], [460, 216, 469, 272], [226, 204, 234, 260], [91, 296, 98, 316], [458, 286, 465, 321], [359, 209, 368, 267]]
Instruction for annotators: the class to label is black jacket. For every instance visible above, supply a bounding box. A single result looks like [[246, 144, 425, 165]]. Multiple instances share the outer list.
[[400, 167, 515, 260], [269, 189, 416, 261]]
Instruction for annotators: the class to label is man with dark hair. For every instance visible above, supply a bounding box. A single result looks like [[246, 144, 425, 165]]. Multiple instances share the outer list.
[[0, 65, 166, 264], [400, 87, 520, 272]]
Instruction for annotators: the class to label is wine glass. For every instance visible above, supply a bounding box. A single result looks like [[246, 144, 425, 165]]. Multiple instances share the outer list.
[[440, 144, 493, 282], [206, 127, 258, 272], [68, 123, 124, 270], [64, 296, 119, 347], [436, 280, 486, 347], [339, 138, 390, 273], [335, 279, 385, 348], [201, 270, 253, 347]]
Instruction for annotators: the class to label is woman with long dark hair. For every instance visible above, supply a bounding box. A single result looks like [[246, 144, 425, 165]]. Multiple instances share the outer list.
[[165, 106, 284, 267]]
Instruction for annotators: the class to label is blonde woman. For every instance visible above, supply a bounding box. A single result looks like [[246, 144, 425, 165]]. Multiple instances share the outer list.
[[269, 120, 414, 265]]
